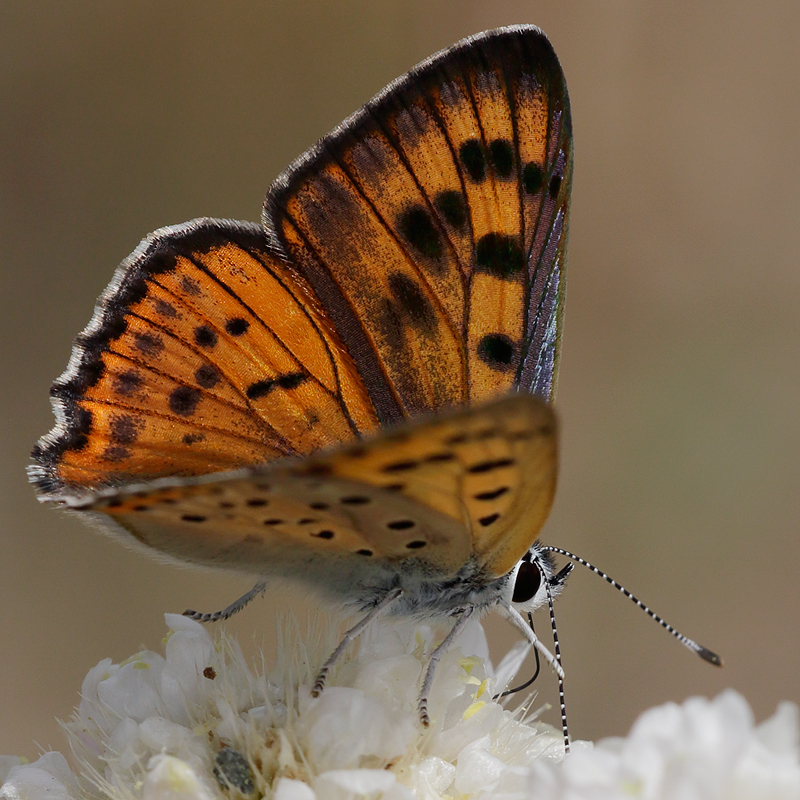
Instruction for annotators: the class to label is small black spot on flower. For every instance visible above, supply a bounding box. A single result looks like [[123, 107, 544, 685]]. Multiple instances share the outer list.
[[181, 514, 207, 522], [246, 498, 268, 507], [460, 139, 486, 182], [399, 206, 442, 260], [523, 162, 544, 194], [435, 190, 466, 229], [477, 334, 515, 370], [490, 139, 514, 178], [475, 233, 524, 278], [195, 364, 220, 388], [194, 325, 218, 348], [383, 483, 405, 492], [298, 518, 318, 525], [203, 666, 216, 679], [406, 540, 427, 549], [479, 513, 501, 527], [262, 518, 284, 525], [356, 548, 373, 556], [214, 749, 254, 795], [310, 502, 329, 510], [169, 386, 201, 416], [313, 530, 335, 540], [225, 317, 249, 336]]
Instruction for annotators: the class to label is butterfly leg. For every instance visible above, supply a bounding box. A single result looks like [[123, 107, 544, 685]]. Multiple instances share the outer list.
[[418, 606, 475, 727], [311, 586, 403, 697], [183, 581, 268, 623], [497, 602, 564, 679]]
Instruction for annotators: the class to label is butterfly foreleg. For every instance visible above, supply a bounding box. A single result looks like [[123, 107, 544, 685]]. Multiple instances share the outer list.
[[497, 602, 564, 679], [183, 580, 268, 623], [418, 606, 475, 727], [311, 586, 403, 698]]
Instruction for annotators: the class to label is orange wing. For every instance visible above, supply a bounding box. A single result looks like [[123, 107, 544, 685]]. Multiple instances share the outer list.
[[32, 26, 572, 505], [266, 25, 572, 422], [31, 220, 378, 496]]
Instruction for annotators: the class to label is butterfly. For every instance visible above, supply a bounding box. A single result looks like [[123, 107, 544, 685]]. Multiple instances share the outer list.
[[30, 25, 718, 740]]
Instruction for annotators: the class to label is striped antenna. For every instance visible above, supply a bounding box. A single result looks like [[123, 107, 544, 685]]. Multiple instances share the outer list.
[[542, 546, 723, 667], [542, 569, 570, 754]]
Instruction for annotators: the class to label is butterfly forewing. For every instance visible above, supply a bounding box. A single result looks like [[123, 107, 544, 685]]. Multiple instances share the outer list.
[[267, 26, 572, 421], [78, 394, 556, 582]]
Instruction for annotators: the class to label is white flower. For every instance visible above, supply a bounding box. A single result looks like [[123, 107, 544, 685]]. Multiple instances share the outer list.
[[2, 613, 798, 800]]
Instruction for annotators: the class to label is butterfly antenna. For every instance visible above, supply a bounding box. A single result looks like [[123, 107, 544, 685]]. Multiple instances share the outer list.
[[183, 580, 268, 623], [542, 546, 723, 667], [496, 612, 541, 699], [543, 571, 570, 754]]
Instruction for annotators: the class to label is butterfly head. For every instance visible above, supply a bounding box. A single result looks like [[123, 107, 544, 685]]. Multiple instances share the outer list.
[[508, 542, 572, 614]]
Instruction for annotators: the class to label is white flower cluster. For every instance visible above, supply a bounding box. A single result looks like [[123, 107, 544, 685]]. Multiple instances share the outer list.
[[1, 613, 797, 800]]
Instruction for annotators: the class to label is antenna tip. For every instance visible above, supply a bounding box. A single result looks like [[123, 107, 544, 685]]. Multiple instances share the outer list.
[[698, 646, 723, 667]]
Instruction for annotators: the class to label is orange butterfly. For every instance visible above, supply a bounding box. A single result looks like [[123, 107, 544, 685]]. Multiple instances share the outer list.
[[30, 26, 718, 739]]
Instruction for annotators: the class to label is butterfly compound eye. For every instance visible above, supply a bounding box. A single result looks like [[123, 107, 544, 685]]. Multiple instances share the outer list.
[[512, 561, 542, 603]]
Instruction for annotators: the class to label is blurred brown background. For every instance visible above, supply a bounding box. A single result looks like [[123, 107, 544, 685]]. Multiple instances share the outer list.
[[3, 2, 799, 757]]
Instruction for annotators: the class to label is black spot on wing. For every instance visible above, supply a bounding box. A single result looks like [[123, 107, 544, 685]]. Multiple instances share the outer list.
[[477, 334, 515, 370], [195, 364, 221, 389], [489, 139, 514, 178], [460, 139, 486, 182], [467, 457, 515, 474], [435, 190, 466, 229], [169, 386, 201, 416], [133, 332, 164, 357], [225, 317, 250, 336], [523, 162, 544, 194], [474, 486, 509, 501], [387, 273, 437, 332], [246, 371, 307, 400], [194, 325, 218, 348], [113, 370, 143, 396], [109, 414, 144, 445], [399, 206, 443, 260], [152, 298, 179, 319], [475, 234, 524, 278]]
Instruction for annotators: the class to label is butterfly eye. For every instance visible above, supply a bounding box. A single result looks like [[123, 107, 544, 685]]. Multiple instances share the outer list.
[[512, 561, 542, 603]]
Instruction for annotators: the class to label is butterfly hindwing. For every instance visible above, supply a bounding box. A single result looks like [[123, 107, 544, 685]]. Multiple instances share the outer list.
[[32, 219, 379, 496], [266, 25, 572, 421], [80, 394, 556, 581]]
